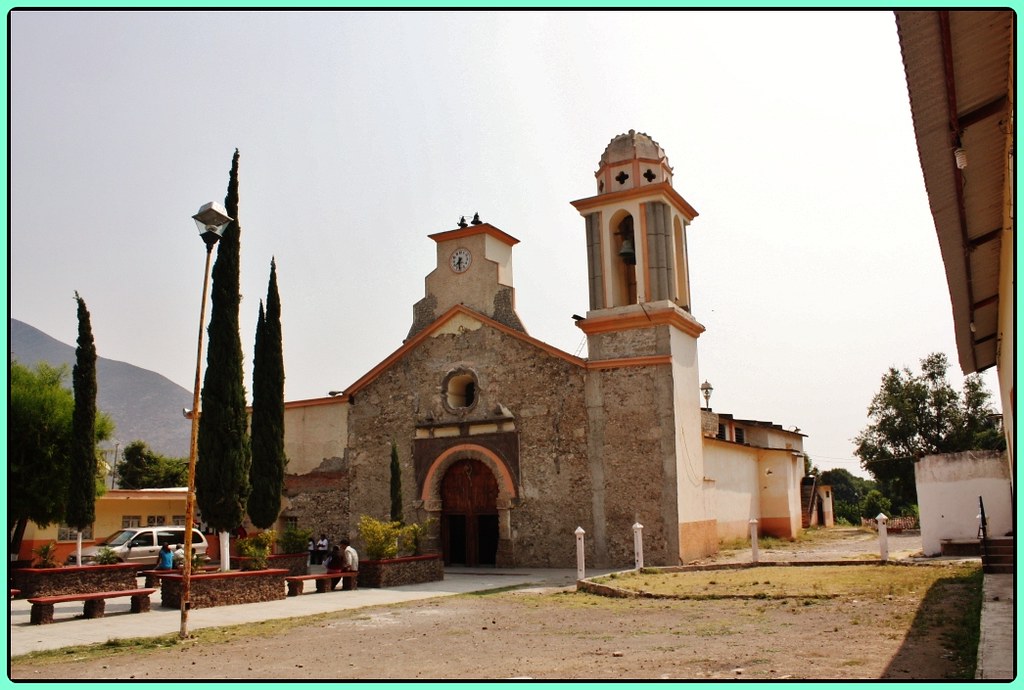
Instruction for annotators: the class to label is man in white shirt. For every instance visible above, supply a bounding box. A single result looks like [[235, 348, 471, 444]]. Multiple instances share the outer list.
[[340, 538, 359, 590]]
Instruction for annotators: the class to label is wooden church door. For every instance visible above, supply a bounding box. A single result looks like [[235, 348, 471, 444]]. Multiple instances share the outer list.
[[440, 459, 499, 566]]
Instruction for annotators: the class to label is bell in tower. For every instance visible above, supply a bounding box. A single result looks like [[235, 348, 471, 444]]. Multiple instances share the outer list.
[[571, 130, 699, 314]]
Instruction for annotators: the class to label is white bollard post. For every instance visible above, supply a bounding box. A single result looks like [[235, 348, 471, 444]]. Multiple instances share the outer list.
[[749, 519, 760, 564], [877, 513, 889, 562], [575, 527, 586, 581], [633, 522, 644, 570]]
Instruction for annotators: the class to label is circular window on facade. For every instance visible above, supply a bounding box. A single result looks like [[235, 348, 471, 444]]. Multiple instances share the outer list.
[[443, 369, 478, 412]]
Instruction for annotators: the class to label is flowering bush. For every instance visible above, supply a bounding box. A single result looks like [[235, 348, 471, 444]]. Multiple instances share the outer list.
[[358, 515, 437, 559], [358, 515, 402, 560], [236, 531, 276, 570]]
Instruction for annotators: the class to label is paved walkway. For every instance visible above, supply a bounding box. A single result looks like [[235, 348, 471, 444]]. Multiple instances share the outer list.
[[976, 573, 1015, 680], [6, 567, 610, 658]]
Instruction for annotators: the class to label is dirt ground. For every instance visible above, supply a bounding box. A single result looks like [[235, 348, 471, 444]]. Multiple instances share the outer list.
[[9, 529, 980, 681]]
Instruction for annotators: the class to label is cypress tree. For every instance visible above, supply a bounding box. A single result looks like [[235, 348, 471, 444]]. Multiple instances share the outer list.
[[196, 149, 251, 532], [66, 292, 98, 532], [390, 440, 403, 524], [248, 259, 286, 528]]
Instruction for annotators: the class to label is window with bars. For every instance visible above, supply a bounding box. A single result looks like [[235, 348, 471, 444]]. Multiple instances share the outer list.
[[735, 428, 746, 445], [146, 515, 166, 526], [57, 524, 93, 541], [122, 515, 142, 528]]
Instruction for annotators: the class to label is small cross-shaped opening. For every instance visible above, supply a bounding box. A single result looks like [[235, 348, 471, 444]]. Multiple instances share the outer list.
[[643, 168, 656, 182], [615, 171, 629, 185]]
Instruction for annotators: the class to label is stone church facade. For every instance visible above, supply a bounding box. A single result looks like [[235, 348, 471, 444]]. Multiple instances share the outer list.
[[277, 131, 807, 568]]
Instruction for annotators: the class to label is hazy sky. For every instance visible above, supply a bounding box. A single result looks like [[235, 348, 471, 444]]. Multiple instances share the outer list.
[[10, 9, 995, 478]]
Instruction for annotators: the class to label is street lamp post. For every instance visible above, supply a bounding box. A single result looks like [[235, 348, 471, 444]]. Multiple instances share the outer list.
[[180, 201, 233, 639]]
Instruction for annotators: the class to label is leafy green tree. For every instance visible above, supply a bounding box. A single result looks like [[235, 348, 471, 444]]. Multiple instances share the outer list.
[[197, 149, 251, 533], [117, 441, 188, 489], [8, 362, 113, 556], [854, 352, 1004, 512], [803, 454, 819, 477], [818, 468, 876, 524], [66, 292, 99, 534], [390, 440, 403, 524], [248, 258, 287, 529], [860, 489, 892, 520]]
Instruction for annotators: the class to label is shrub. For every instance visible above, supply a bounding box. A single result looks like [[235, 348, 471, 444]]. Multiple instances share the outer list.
[[400, 518, 437, 556], [860, 489, 892, 519], [236, 531, 276, 570], [277, 526, 312, 555], [833, 500, 861, 525], [32, 542, 59, 568], [93, 546, 120, 565], [357, 515, 402, 560]]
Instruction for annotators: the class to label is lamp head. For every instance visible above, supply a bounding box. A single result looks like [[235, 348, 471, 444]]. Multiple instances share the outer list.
[[192, 202, 233, 248], [700, 380, 713, 406]]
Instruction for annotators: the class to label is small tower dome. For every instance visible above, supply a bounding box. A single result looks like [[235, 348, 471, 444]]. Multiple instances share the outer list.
[[595, 129, 674, 195]]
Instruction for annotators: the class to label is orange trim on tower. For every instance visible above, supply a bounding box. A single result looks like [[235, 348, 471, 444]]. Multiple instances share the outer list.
[[576, 306, 705, 338], [571, 182, 699, 221], [428, 223, 520, 247]]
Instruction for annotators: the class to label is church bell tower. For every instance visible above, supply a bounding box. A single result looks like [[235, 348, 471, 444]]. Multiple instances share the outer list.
[[571, 129, 698, 315], [571, 130, 716, 566]]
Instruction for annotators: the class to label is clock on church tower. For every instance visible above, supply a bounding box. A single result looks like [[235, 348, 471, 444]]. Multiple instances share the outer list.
[[406, 219, 526, 339]]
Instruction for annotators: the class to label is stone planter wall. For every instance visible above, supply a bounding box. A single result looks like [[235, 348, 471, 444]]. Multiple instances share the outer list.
[[158, 569, 288, 609], [358, 554, 443, 588], [269, 552, 308, 576], [11, 563, 138, 598], [234, 553, 307, 576]]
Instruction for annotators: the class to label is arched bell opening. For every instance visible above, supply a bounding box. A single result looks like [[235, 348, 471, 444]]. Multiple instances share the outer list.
[[609, 210, 637, 307]]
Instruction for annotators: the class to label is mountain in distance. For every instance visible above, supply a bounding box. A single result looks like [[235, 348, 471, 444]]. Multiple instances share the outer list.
[[10, 318, 192, 458]]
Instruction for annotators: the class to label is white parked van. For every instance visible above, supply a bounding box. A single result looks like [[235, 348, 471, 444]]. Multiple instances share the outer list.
[[65, 526, 208, 566]]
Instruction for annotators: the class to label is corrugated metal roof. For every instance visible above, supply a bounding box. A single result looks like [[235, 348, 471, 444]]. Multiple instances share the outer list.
[[895, 10, 1013, 374]]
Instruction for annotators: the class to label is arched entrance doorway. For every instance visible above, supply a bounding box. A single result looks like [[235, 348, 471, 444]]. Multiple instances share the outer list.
[[440, 458, 499, 566]]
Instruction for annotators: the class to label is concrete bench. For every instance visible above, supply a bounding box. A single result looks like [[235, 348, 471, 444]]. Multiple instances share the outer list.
[[27, 588, 157, 625], [285, 571, 357, 596]]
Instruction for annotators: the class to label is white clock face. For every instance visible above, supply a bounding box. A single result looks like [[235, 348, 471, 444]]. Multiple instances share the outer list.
[[450, 247, 472, 273]]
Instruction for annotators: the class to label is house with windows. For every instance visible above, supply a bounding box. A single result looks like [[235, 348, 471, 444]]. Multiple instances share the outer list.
[[15, 488, 187, 564], [275, 131, 812, 569]]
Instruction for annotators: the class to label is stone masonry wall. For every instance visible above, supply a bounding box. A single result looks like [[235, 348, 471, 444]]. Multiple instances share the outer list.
[[158, 569, 288, 609], [344, 320, 591, 568], [12, 564, 139, 598], [586, 361, 678, 567]]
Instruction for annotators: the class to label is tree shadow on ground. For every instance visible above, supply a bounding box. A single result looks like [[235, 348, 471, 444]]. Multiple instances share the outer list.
[[882, 567, 983, 679]]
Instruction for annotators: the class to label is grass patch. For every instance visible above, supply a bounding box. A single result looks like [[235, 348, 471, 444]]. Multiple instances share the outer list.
[[926, 567, 984, 678], [593, 563, 978, 600]]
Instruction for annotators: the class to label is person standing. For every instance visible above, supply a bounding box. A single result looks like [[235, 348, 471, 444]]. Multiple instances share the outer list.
[[315, 533, 329, 566], [307, 538, 315, 566]]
